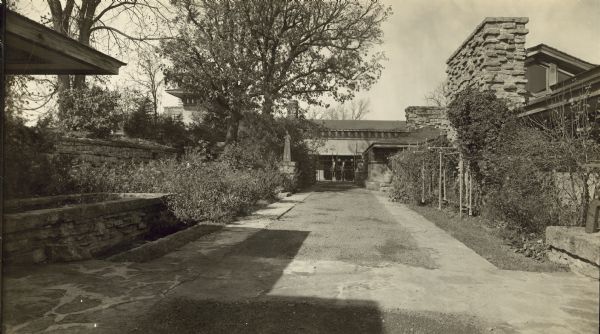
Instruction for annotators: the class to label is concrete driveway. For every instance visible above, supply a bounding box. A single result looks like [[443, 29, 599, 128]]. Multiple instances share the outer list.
[[3, 183, 599, 333]]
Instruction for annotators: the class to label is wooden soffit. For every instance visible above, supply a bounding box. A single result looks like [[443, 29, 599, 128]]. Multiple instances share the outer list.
[[4, 9, 126, 75]]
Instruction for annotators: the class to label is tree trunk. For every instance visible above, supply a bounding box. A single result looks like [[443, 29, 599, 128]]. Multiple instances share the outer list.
[[262, 92, 274, 115], [579, 171, 590, 226], [225, 111, 241, 144]]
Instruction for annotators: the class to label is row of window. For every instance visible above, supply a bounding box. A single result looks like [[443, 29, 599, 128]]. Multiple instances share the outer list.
[[319, 130, 403, 139]]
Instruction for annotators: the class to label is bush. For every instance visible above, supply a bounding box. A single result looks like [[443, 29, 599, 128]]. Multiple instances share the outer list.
[[388, 137, 451, 204], [69, 150, 286, 224], [123, 97, 192, 150], [4, 117, 76, 198], [57, 85, 122, 138], [447, 88, 513, 185]]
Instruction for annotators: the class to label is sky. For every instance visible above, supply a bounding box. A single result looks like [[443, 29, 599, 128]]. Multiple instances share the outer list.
[[15, 0, 600, 122], [353, 0, 600, 120]]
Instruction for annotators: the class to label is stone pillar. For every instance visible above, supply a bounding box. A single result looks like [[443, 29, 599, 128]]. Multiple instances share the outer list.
[[446, 17, 529, 110], [279, 131, 298, 189]]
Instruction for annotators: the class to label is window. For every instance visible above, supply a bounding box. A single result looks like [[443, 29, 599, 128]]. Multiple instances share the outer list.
[[557, 70, 572, 83], [526, 64, 547, 94]]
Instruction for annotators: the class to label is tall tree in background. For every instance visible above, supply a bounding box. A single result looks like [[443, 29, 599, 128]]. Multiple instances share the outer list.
[[163, 0, 390, 143], [43, 0, 172, 107], [310, 97, 371, 120], [128, 47, 165, 120]]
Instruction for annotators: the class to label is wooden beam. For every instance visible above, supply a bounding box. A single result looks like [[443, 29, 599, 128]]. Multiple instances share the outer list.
[[5, 10, 125, 75]]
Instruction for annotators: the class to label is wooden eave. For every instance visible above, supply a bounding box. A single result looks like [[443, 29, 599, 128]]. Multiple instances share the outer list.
[[4, 9, 126, 75]]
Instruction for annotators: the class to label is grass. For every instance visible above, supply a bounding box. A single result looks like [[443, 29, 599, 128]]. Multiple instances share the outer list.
[[409, 204, 568, 272]]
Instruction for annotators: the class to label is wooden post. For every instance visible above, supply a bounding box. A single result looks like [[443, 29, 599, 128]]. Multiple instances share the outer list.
[[438, 151, 442, 210], [443, 165, 447, 201], [468, 164, 473, 216], [459, 153, 463, 219], [421, 160, 425, 204]]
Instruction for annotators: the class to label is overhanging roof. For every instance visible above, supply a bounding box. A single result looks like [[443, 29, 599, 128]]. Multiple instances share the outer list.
[[526, 44, 596, 74], [4, 9, 126, 75]]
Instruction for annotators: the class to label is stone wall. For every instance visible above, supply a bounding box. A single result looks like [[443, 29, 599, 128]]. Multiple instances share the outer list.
[[53, 137, 177, 164], [3, 194, 176, 264], [405, 106, 449, 132], [546, 226, 600, 279], [446, 17, 529, 109]]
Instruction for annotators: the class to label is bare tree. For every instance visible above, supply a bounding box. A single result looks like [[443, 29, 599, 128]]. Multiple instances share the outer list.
[[425, 81, 451, 107], [42, 0, 174, 107], [128, 47, 164, 120], [312, 97, 371, 120]]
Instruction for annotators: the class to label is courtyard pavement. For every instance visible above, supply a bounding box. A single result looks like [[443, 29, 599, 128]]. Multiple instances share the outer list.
[[2, 183, 599, 333]]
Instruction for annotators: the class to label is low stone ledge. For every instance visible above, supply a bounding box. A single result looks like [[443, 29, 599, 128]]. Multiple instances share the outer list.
[[546, 226, 600, 279], [3, 193, 174, 264]]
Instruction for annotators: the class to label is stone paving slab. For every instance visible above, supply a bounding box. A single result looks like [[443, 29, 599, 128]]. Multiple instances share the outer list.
[[2, 185, 598, 334]]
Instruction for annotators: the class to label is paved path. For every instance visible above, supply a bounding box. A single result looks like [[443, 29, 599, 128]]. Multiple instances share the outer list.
[[3, 184, 599, 333]]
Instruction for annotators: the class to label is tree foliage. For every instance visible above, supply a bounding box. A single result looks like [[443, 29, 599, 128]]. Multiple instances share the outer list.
[[162, 0, 390, 142], [447, 88, 513, 184]]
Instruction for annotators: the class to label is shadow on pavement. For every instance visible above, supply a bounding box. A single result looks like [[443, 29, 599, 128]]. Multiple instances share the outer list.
[[128, 296, 384, 334], [311, 182, 362, 193]]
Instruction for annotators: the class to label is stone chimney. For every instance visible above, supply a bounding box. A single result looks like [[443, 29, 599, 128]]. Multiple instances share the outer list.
[[446, 17, 529, 110]]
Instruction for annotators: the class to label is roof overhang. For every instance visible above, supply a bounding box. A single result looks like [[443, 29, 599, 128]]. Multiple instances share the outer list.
[[4, 9, 126, 75], [165, 88, 196, 99], [520, 65, 600, 118], [526, 44, 596, 74]]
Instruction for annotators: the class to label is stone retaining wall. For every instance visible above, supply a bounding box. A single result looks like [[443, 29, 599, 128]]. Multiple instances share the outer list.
[[53, 137, 177, 164], [446, 17, 529, 110], [546, 226, 600, 279], [405, 106, 449, 132], [4, 193, 176, 264]]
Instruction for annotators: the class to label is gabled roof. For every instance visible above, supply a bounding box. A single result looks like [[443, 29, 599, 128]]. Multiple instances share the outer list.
[[4, 9, 126, 75], [315, 119, 407, 132], [526, 44, 596, 74]]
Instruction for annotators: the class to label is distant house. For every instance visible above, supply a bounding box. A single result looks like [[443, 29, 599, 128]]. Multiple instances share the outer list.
[[311, 119, 441, 190], [164, 88, 205, 124]]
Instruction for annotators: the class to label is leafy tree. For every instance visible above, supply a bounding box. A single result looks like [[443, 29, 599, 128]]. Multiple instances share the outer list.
[[162, 0, 390, 143]]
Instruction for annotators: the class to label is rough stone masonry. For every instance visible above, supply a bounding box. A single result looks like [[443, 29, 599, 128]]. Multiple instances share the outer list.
[[446, 17, 529, 110]]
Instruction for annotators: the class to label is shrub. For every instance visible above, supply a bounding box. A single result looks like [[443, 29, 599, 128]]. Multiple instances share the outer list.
[[4, 117, 76, 198], [447, 88, 513, 185], [69, 150, 286, 224], [123, 97, 192, 150], [57, 85, 122, 138], [388, 137, 451, 205]]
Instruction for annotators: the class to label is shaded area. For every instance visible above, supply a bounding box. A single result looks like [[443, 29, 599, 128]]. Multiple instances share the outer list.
[[311, 182, 361, 193], [2, 227, 311, 333], [128, 296, 489, 334]]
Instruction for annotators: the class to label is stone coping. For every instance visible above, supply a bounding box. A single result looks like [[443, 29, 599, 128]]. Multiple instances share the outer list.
[[546, 226, 600, 266], [58, 136, 178, 152], [4, 193, 169, 234], [446, 17, 529, 64]]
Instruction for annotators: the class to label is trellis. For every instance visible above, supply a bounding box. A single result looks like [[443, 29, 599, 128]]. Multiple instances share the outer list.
[[406, 141, 474, 219]]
